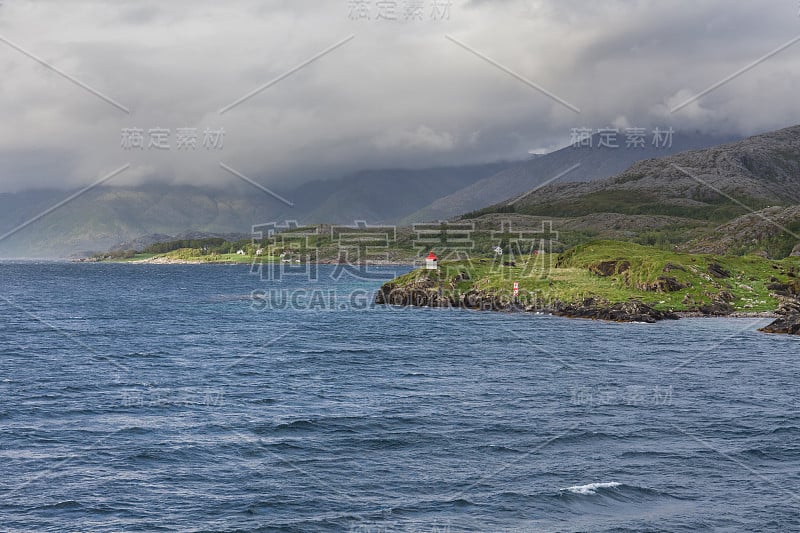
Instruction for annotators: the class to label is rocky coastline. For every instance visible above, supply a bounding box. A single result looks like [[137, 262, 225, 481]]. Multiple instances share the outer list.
[[758, 281, 800, 335], [374, 272, 800, 333], [375, 282, 712, 324]]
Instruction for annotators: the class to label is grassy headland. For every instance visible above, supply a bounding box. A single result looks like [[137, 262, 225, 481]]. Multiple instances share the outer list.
[[376, 241, 800, 318]]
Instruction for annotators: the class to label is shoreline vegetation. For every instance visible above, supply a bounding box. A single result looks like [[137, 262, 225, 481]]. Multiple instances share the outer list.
[[79, 253, 414, 266], [81, 236, 799, 334], [81, 232, 421, 266]]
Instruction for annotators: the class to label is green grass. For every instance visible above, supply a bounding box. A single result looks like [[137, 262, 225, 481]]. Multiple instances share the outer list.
[[110, 248, 276, 264], [116, 252, 159, 262], [384, 240, 800, 313], [514, 190, 761, 221]]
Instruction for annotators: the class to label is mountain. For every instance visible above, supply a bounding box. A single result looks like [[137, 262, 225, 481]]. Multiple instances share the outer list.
[[467, 124, 800, 257], [402, 131, 739, 223], [686, 206, 800, 258], [0, 185, 273, 259], [278, 162, 510, 224], [0, 162, 510, 258], [495, 125, 800, 220]]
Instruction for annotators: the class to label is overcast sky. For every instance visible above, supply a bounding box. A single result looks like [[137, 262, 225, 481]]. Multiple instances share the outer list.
[[0, 0, 799, 192]]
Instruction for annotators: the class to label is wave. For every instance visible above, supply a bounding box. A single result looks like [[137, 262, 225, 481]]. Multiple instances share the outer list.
[[31, 500, 83, 511], [558, 482, 683, 503], [770, 426, 800, 436], [208, 294, 255, 302], [294, 347, 374, 356], [478, 444, 525, 454], [739, 445, 800, 460], [552, 430, 621, 444], [563, 481, 621, 495], [251, 397, 277, 405], [273, 419, 317, 431], [620, 450, 684, 459], [108, 351, 165, 359]]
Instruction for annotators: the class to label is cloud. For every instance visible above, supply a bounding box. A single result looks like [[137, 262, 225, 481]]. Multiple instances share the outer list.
[[0, 0, 798, 192], [373, 125, 457, 151]]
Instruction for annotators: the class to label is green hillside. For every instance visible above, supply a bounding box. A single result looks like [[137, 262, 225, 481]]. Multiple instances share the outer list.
[[377, 241, 800, 316], [462, 125, 800, 259]]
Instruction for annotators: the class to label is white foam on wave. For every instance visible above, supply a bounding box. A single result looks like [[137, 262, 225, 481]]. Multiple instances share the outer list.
[[564, 482, 621, 495]]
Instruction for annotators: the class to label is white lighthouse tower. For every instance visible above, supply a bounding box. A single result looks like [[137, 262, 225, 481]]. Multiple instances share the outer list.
[[425, 251, 438, 270]]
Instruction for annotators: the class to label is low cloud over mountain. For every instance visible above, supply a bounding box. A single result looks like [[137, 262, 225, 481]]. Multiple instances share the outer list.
[[1, 0, 800, 193]]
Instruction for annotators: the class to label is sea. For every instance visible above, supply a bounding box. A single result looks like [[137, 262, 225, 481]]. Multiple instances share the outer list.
[[1, 262, 799, 532]]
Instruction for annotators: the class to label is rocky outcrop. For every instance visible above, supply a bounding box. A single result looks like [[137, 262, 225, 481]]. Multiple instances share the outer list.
[[590, 260, 630, 277], [554, 298, 679, 324], [695, 290, 736, 316], [637, 276, 688, 293], [708, 263, 731, 279], [375, 278, 445, 307], [375, 283, 520, 311], [697, 300, 735, 316], [678, 291, 736, 315], [760, 314, 800, 335], [375, 284, 678, 323], [759, 284, 800, 335]]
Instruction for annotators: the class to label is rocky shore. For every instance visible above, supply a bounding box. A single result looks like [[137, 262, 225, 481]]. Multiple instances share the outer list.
[[759, 281, 800, 335], [374, 282, 682, 324], [760, 315, 800, 335], [553, 298, 679, 323], [374, 282, 797, 326], [374, 255, 800, 332]]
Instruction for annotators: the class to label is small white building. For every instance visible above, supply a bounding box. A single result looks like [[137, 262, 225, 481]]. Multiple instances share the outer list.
[[236, 249, 246, 256], [425, 251, 438, 270]]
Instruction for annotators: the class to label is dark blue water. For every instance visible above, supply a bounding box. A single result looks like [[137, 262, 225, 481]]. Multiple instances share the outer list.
[[1, 262, 799, 532]]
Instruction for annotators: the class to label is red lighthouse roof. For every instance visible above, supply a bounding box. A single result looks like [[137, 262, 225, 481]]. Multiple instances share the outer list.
[[426, 251, 438, 260]]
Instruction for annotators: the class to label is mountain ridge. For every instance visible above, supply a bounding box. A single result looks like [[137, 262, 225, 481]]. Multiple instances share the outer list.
[[0, 162, 510, 258], [404, 130, 740, 223], [501, 125, 800, 217], [466, 124, 800, 258]]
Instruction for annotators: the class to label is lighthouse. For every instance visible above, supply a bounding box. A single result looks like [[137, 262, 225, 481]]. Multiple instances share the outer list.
[[425, 251, 438, 270]]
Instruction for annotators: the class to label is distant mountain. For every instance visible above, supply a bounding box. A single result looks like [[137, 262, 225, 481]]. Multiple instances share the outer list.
[[0, 185, 273, 259], [466, 124, 800, 258], [403, 131, 739, 223], [279, 162, 510, 224], [109, 231, 253, 253], [495, 125, 800, 220], [0, 162, 510, 258]]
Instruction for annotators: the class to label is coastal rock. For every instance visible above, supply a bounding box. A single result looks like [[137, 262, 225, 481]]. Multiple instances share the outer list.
[[759, 289, 800, 334], [759, 314, 800, 335], [767, 280, 800, 297], [637, 276, 687, 293], [555, 299, 679, 324], [662, 262, 686, 273], [774, 296, 800, 316], [691, 290, 735, 316], [698, 300, 735, 316], [708, 263, 731, 279], [376, 282, 475, 309], [376, 283, 678, 322], [590, 260, 630, 277]]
